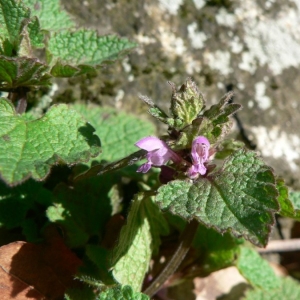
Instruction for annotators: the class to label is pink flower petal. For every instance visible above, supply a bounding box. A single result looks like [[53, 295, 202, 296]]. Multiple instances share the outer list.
[[147, 148, 171, 165], [188, 136, 210, 178], [135, 136, 182, 174], [135, 136, 168, 151], [191, 136, 210, 163], [137, 162, 152, 173]]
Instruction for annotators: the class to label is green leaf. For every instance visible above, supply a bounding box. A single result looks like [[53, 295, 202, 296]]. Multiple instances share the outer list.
[[24, 16, 44, 49], [0, 179, 51, 228], [277, 178, 300, 220], [47, 29, 136, 77], [193, 224, 242, 274], [0, 56, 51, 89], [0, 98, 100, 185], [21, 218, 39, 242], [203, 92, 241, 125], [176, 117, 211, 149], [0, 0, 44, 55], [155, 149, 279, 247], [236, 247, 280, 290], [73, 104, 155, 162], [97, 285, 149, 300], [243, 277, 300, 300], [0, 179, 52, 243], [290, 191, 300, 209], [18, 17, 44, 55], [144, 196, 169, 255], [46, 173, 118, 248], [111, 193, 152, 292], [139, 94, 170, 125], [289, 191, 300, 219], [0, 189, 31, 229], [22, 0, 75, 31], [214, 139, 245, 159], [50, 60, 96, 78], [85, 245, 115, 284], [170, 78, 205, 129], [176, 93, 241, 149], [277, 178, 294, 217], [0, 0, 30, 52]]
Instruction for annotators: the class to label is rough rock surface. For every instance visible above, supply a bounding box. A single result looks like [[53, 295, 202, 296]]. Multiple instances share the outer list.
[[60, 0, 300, 189]]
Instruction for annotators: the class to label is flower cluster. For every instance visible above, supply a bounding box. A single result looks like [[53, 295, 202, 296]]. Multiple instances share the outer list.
[[135, 135, 210, 179]]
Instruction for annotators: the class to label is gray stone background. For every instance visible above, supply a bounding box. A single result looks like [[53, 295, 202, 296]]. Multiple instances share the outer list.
[[60, 0, 300, 190]]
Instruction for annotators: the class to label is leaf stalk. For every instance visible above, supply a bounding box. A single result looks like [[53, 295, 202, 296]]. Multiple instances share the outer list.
[[143, 219, 199, 297]]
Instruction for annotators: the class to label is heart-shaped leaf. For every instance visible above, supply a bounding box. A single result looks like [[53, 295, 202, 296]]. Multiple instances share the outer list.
[[0, 98, 100, 185], [47, 30, 136, 77], [155, 149, 279, 246]]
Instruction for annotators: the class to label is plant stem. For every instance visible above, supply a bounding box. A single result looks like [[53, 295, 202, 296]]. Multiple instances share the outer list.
[[16, 95, 27, 114], [8, 88, 28, 114], [73, 149, 146, 182], [143, 219, 199, 297]]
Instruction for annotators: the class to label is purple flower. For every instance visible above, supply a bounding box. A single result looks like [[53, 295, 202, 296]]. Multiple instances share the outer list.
[[135, 136, 181, 173], [188, 136, 210, 179]]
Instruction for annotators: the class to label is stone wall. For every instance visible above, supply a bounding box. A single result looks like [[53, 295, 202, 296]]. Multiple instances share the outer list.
[[61, 0, 300, 189]]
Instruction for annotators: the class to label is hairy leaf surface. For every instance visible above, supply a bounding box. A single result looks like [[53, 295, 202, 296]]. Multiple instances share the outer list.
[[155, 149, 279, 246], [170, 78, 205, 129], [22, 0, 75, 31], [277, 178, 300, 220], [177, 92, 241, 149], [236, 247, 280, 289], [111, 193, 152, 292], [74, 104, 155, 162], [0, 98, 100, 185], [193, 224, 242, 273], [0, 0, 30, 51], [0, 0, 44, 55], [47, 30, 136, 77], [0, 56, 50, 89], [243, 277, 300, 300]]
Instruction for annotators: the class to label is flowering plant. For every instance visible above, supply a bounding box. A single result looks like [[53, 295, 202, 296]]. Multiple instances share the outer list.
[[0, 1, 300, 300]]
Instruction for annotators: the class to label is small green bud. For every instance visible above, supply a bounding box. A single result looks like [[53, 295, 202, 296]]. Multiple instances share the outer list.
[[170, 78, 205, 129]]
